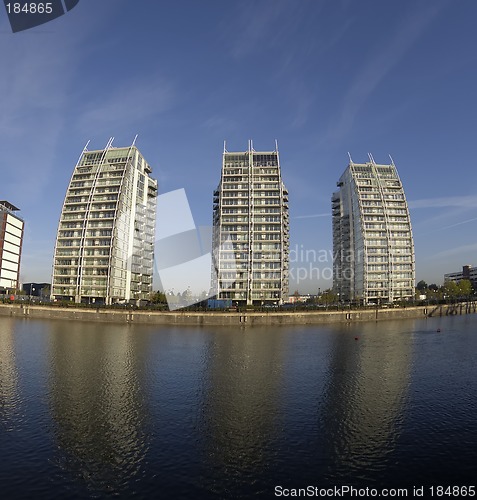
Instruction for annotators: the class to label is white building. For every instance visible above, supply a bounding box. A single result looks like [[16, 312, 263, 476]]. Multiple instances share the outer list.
[[212, 142, 289, 305], [51, 139, 157, 304], [0, 200, 24, 293], [332, 155, 415, 304], [444, 265, 477, 288]]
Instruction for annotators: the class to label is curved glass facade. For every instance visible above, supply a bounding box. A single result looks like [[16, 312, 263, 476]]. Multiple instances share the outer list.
[[52, 141, 157, 304], [332, 158, 415, 304]]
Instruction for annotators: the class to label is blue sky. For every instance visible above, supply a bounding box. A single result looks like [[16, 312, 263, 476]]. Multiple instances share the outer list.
[[2, 0, 477, 293]]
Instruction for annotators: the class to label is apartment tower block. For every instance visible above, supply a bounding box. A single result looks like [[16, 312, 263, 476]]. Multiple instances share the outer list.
[[51, 139, 157, 304], [212, 142, 289, 305], [332, 155, 415, 304], [0, 200, 24, 293]]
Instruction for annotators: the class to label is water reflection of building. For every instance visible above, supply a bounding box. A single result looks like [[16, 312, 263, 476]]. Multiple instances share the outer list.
[[0, 317, 19, 430], [47, 322, 150, 493], [198, 328, 285, 495], [321, 322, 413, 482]]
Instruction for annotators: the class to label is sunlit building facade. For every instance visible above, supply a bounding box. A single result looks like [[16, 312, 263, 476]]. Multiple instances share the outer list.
[[444, 265, 477, 289], [212, 142, 289, 305], [332, 156, 415, 304], [52, 139, 157, 304], [0, 200, 24, 293]]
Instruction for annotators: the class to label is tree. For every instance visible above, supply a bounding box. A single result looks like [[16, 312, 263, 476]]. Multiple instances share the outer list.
[[442, 280, 458, 299], [457, 279, 472, 298], [150, 291, 168, 304], [318, 289, 339, 305], [416, 280, 428, 291], [425, 284, 442, 301]]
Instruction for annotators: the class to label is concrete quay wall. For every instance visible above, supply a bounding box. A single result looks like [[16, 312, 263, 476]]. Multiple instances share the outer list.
[[0, 303, 448, 327]]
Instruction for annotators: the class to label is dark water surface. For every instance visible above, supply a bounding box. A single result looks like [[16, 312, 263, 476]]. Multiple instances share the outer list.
[[0, 314, 476, 498]]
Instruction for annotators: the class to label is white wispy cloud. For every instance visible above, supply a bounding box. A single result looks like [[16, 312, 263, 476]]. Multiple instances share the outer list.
[[438, 217, 477, 230], [228, 0, 303, 59], [287, 78, 315, 129], [202, 115, 238, 136], [416, 214, 477, 237], [0, 0, 119, 203], [294, 213, 330, 219], [321, 1, 448, 144], [0, 29, 84, 201], [430, 242, 477, 259], [410, 194, 477, 235], [76, 77, 174, 136], [409, 195, 477, 209]]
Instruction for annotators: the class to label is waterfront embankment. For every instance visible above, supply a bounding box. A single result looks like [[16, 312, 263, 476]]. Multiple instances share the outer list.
[[1, 302, 475, 326]]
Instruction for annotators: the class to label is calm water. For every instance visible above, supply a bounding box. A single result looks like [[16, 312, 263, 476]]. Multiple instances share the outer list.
[[0, 314, 476, 498]]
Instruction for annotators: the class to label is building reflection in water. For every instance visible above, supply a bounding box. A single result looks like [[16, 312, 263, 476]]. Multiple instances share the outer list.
[[193, 322, 413, 492], [2, 316, 470, 494], [46, 322, 151, 494], [320, 321, 413, 483], [197, 327, 286, 496], [0, 317, 20, 432]]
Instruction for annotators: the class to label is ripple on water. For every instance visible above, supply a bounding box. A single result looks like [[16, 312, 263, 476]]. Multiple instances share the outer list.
[[1, 317, 477, 496]]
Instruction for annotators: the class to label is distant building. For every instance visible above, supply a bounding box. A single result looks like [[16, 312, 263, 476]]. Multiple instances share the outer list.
[[51, 139, 158, 304], [22, 282, 51, 298], [212, 141, 289, 305], [0, 200, 24, 293], [332, 156, 415, 304], [444, 265, 477, 288], [288, 294, 311, 304]]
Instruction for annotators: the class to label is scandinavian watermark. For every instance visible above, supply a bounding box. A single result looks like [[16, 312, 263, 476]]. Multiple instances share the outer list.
[[289, 244, 363, 285]]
